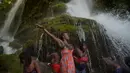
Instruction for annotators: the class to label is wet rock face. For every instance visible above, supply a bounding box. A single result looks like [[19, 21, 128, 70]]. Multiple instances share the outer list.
[[86, 21, 114, 73], [0, 46, 4, 54]]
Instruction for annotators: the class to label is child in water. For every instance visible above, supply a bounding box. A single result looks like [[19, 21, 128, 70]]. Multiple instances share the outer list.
[[19, 52, 41, 73]]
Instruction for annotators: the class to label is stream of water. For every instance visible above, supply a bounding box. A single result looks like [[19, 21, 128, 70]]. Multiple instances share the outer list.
[[0, 0, 24, 54]]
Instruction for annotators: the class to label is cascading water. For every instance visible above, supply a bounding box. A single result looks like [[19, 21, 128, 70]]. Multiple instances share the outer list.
[[94, 13, 130, 57], [37, 33, 44, 60], [76, 24, 86, 42], [67, 0, 91, 18], [0, 0, 23, 40], [67, 0, 130, 71], [0, 0, 25, 54]]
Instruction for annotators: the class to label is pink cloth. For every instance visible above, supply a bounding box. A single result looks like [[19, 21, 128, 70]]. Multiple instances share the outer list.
[[61, 49, 75, 73], [77, 57, 88, 63]]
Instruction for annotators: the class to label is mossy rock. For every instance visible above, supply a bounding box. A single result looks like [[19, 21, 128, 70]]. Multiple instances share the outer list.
[[41, 14, 93, 32], [15, 14, 93, 49], [52, 3, 67, 14], [9, 40, 22, 49], [0, 54, 23, 73]]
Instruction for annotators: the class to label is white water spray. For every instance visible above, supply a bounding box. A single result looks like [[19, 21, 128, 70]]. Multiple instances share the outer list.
[[67, 0, 130, 56], [67, 0, 91, 18]]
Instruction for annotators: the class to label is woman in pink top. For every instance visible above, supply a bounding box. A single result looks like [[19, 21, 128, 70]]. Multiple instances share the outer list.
[[39, 26, 75, 73], [73, 44, 88, 73]]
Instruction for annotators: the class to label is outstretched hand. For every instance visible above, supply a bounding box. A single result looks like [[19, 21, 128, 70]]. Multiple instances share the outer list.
[[35, 24, 45, 29], [35, 24, 49, 33]]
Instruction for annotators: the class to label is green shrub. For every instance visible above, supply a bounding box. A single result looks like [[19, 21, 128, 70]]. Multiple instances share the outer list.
[[0, 0, 16, 10], [52, 3, 67, 14], [0, 54, 23, 73]]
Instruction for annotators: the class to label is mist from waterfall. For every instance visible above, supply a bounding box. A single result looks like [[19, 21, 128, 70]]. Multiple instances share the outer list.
[[67, 0, 130, 56], [67, 0, 91, 18], [0, 0, 24, 54]]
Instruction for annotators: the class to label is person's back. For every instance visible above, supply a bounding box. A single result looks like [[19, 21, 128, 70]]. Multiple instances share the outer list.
[[19, 52, 41, 73], [74, 47, 88, 73]]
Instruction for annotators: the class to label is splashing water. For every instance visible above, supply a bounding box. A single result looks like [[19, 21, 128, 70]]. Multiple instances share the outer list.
[[67, 0, 91, 18], [0, 41, 17, 54], [67, 0, 130, 56]]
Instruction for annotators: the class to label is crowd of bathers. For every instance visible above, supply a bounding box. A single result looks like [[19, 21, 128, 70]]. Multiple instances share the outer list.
[[19, 28, 130, 73]]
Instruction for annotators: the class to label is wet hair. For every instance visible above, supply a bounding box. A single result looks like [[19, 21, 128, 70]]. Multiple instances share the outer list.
[[19, 52, 32, 67], [25, 52, 32, 67], [23, 44, 37, 57]]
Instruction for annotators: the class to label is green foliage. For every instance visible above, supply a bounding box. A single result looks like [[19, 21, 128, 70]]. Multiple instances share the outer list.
[[0, 54, 23, 73], [94, 0, 130, 11], [23, 39, 35, 49], [16, 14, 91, 49], [52, 2, 67, 14], [40, 14, 90, 32], [0, 0, 15, 10], [55, 24, 76, 32]]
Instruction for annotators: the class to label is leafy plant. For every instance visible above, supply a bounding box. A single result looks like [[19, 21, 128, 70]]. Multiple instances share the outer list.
[[52, 3, 67, 14]]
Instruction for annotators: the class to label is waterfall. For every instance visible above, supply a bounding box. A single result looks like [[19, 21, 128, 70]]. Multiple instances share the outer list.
[[0, 0, 25, 54], [0, 0, 23, 40], [37, 33, 44, 61], [67, 0, 91, 18], [67, 0, 130, 56], [67, 0, 130, 71], [76, 23, 86, 42]]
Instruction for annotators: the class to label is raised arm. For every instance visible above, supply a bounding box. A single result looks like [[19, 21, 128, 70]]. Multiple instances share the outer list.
[[44, 29, 64, 47], [36, 24, 64, 48]]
